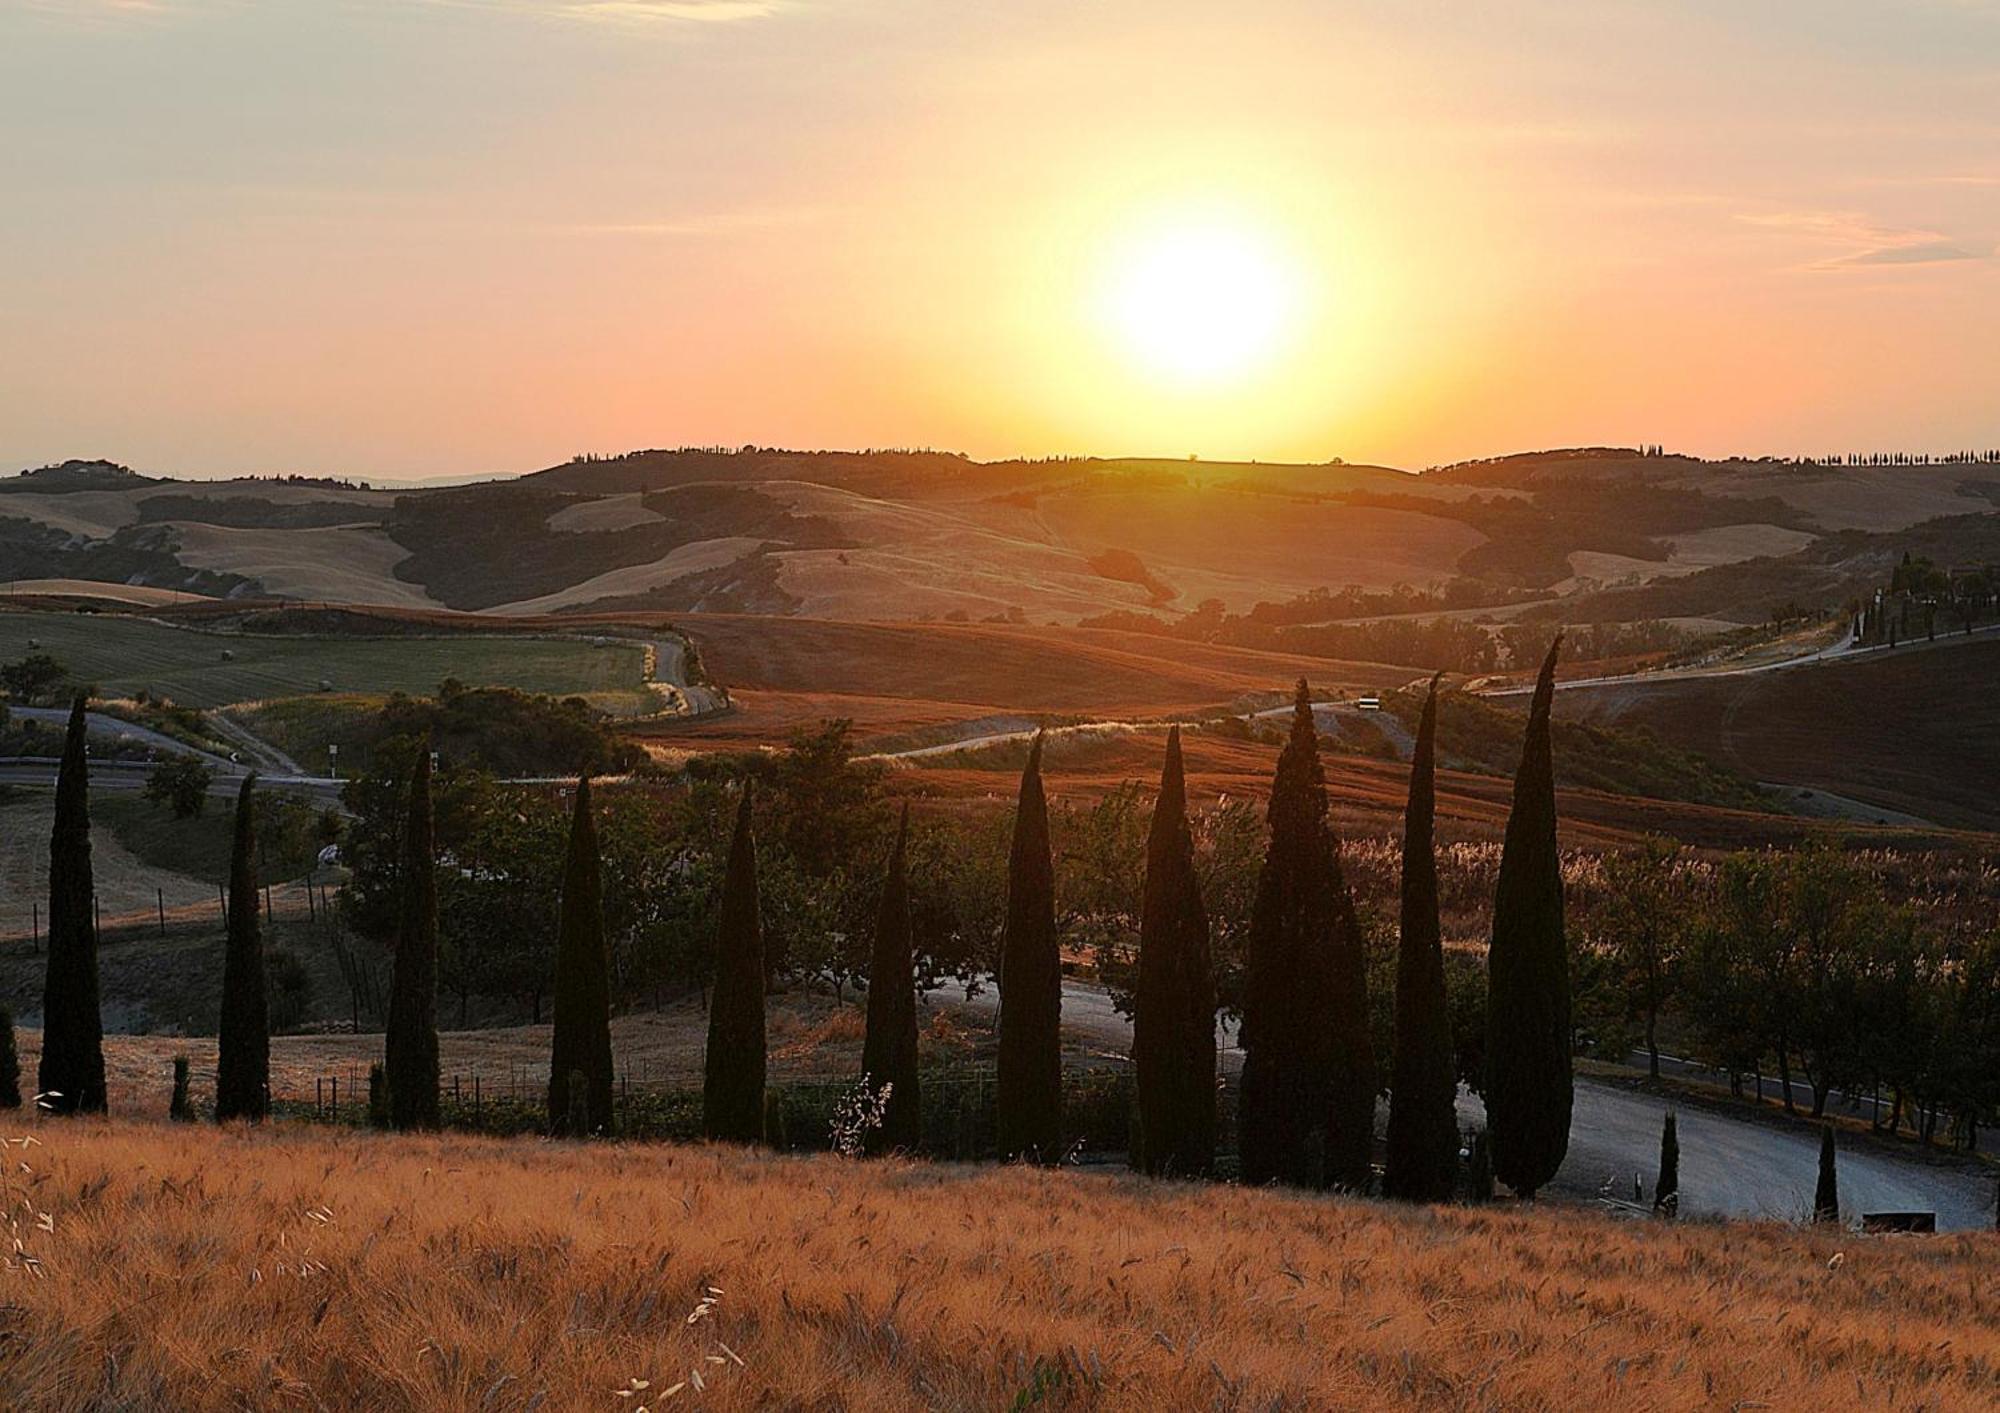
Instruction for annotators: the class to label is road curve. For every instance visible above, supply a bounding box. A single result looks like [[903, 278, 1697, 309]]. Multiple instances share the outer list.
[[952, 978, 1994, 1230]]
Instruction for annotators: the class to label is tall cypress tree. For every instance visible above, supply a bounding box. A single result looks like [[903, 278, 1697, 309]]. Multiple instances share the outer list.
[[385, 746, 441, 1130], [1239, 682, 1374, 1189], [1132, 726, 1216, 1177], [996, 732, 1062, 1163], [39, 695, 106, 1116], [704, 783, 767, 1142], [548, 775, 615, 1136], [1813, 1125, 1839, 1224], [1385, 675, 1458, 1201], [1484, 637, 1571, 1198], [215, 773, 271, 1122], [861, 803, 921, 1154]]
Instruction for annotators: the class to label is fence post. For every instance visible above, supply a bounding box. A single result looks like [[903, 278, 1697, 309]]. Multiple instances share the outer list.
[[157, 887, 166, 936]]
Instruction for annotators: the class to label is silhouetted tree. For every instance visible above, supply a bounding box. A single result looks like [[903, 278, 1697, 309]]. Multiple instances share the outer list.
[[996, 733, 1063, 1163], [548, 775, 615, 1136], [1132, 726, 1216, 1177], [1814, 1126, 1839, 1224], [385, 747, 441, 1130], [1386, 675, 1458, 1201], [169, 1055, 193, 1122], [1485, 638, 1571, 1198], [1654, 1111, 1679, 1217], [38, 696, 106, 1116], [861, 804, 921, 1154], [1239, 682, 1374, 1189], [215, 774, 271, 1122], [704, 785, 767, 1142], [0, 1006, 20, 1109]]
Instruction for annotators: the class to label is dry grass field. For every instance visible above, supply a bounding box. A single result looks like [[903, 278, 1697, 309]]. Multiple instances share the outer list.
[[0, 1120, 1994, 1410]]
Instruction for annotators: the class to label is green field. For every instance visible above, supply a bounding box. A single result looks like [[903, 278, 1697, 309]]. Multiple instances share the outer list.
[[0, 610, 647, 709]]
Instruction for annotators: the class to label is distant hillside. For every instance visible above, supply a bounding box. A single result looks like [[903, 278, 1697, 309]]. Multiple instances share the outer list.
[[2, 446, 1993, 634], [1554, 631, 2000, 830]]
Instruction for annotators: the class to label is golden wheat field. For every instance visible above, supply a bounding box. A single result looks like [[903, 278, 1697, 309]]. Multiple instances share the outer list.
[[0, 1122, 1994, 1410]]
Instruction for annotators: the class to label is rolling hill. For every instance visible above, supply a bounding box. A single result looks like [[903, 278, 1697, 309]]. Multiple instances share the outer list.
[[7, 447, 1995, 635]]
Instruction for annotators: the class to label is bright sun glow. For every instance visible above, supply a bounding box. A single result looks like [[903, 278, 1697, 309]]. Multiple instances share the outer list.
[[1099, 220, 1300, 385]]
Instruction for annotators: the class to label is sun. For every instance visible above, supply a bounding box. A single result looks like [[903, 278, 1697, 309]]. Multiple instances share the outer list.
[[1097, 218, 1300, 385]]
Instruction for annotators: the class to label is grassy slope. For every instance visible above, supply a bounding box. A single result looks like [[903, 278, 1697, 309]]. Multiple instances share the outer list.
[[1556, 634, 2000, 831], [0, 609, 645, 709], [0, 1121, 1992, 1410]]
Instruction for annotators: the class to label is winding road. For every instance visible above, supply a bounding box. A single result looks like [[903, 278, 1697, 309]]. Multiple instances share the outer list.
[[956, 978, 1995, 1230]]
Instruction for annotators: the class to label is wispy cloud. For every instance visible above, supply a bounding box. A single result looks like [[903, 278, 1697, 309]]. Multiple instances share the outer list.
[[1832, 239, 1986, 267], [1739, 207, 1992, 271]]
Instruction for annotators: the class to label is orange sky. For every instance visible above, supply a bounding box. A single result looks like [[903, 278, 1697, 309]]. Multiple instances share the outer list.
[[2, 1, 1996, 479]]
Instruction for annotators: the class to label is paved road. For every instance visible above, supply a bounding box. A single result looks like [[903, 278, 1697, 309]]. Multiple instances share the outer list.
[[1481, 614, 2000, 700], [950, 978, 1996, 1229]]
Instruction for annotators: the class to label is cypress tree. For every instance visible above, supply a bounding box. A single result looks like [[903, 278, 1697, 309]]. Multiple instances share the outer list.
[[860, 803, 921, 1154], [548, 775, 615, 1136], [1814, 1125, 1839, 1224], [1385, 675, 1458, 1202], [169, 1056, 193, 1122], [0, 1005, 20, 1109], [215, 773, 271, 1122], [384, 746, 441, 1130], [996, 731, 1063, 1163], [1654, 1111, 1679, 1217], [704, 783, 767, 1142], [1238, 681, 1374, 1189], [1132, 726, 1216, 1177], [38, 695, 106, 1116], [1484, 637, 1571, 1198]]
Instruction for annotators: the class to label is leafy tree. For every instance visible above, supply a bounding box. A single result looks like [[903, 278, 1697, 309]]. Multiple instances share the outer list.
[[1589, 838, 1692, 1077], [215, 774, 270, 1122], [1485, 638, 1571, 1199], [38, 696, 106, 1116], [144, 755, 214, 820], [548, 775, 615, 1136], [1131, 727, 1215, 1178], [1682, 855, 1776, 1099], [384, 747, 441, 1130], [1, 652, 71, 705], [1239, 682, 1374, 1190], [1386, 676, 1458, 1202], [860, 804, 921, 1154], [704, 785, 767, 1142], [995, 733, 1062, 1163]]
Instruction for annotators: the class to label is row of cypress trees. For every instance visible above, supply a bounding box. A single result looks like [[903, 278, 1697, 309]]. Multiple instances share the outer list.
[[35, 635, 1572, 1204], [37, 697, 271, 1121], [1118, 637, 1569, 1194]]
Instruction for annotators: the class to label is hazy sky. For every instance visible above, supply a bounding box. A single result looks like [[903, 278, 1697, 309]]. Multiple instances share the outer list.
[[3, 0, 1996, 478]]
